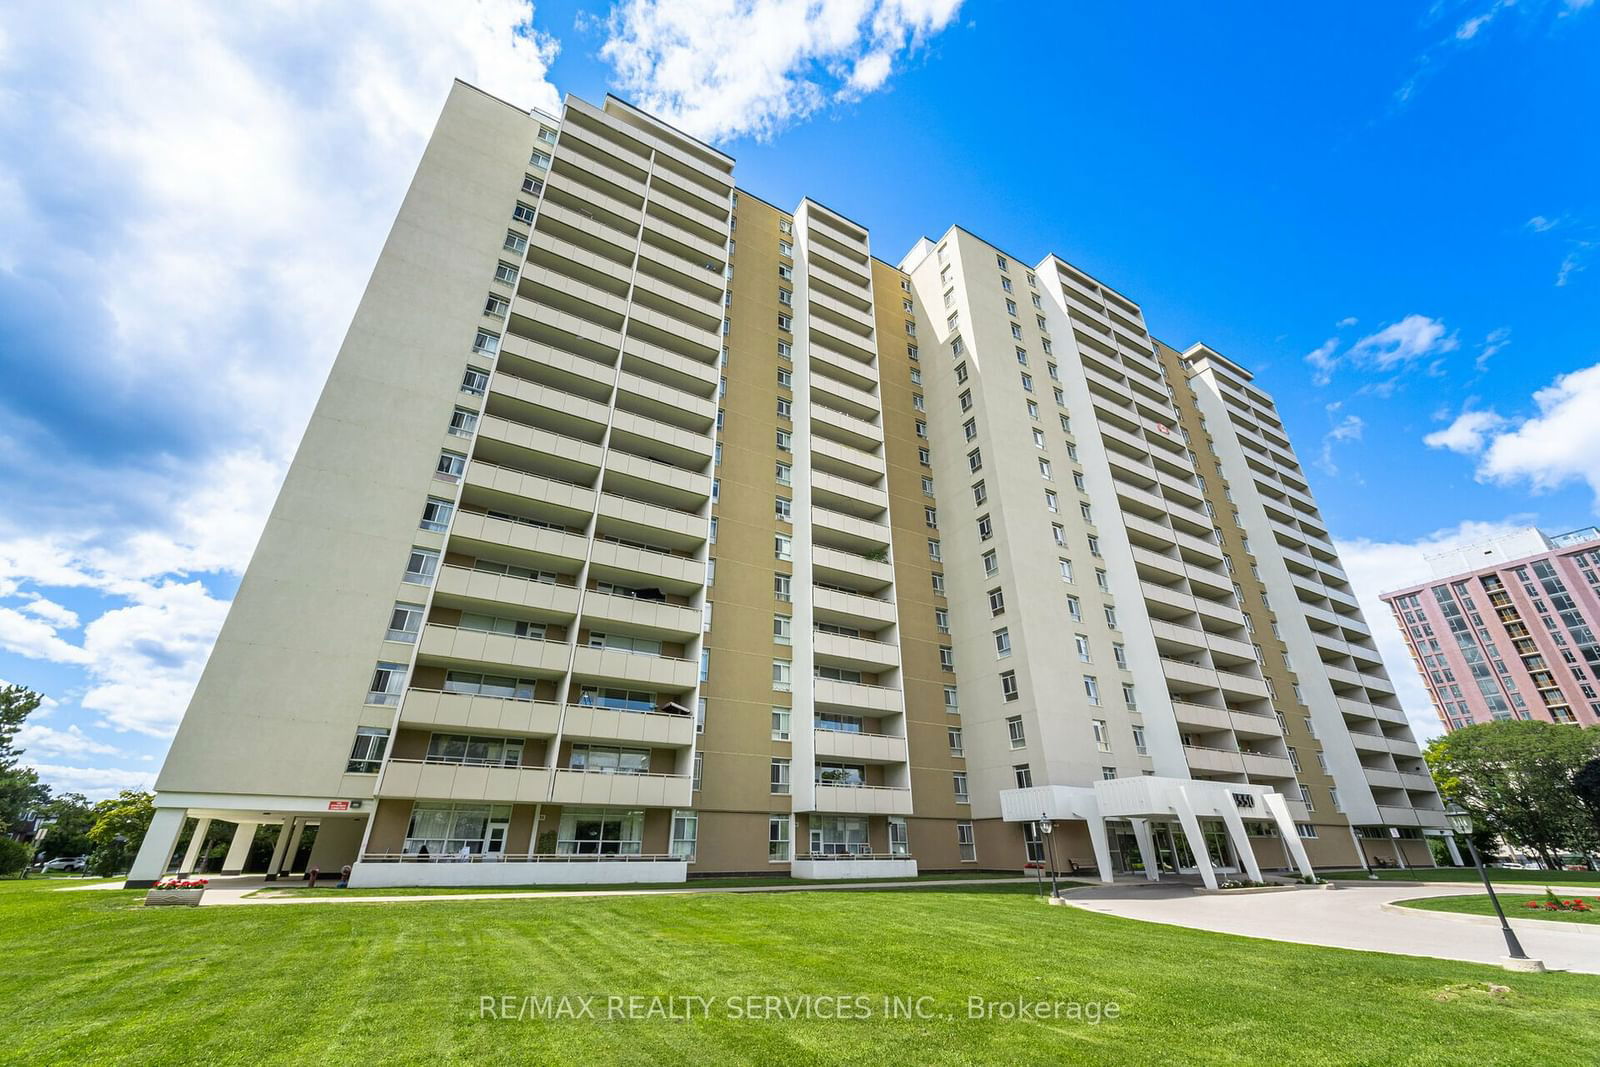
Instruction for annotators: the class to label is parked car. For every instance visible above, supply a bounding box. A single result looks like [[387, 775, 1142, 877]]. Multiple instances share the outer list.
[[37, 856, 87, 873]]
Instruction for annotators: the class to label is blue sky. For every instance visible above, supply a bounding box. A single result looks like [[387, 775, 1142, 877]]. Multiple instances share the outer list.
[[1, 0, 1597, 796]]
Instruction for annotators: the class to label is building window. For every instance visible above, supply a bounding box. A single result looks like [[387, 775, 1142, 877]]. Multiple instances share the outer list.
[[1066, 594, 1082, 621], [419, 497, 454, 533], [345, 726, 390, 773], [944, 684, 959, 711], [769, 816, 792, 860], [957, 823, 976, 861], [982, 550, 998, 577], [503, 231, 527, 253], [935, 608, 950, 633], [771, 759, 791, 794], [771, 707, 791, 741], [435, 450, 466, 483], [1113, 643, 1127, 668], [775, 497, 792, 523], [977, 514, 993, 541], [1122, 683, 1137, 710], [772, 661, 792, 692], [939, 646, 955, 671], [994, 628, 1011, 657], [1092, 717, 1110, 751], [366, 662, 407, 705], [461, 366, 489, 396], [954, 773, 970, 803], [386, 602, 425, 643], [1045, 489, 1058, 512], [988, 587, 1005, 616], [404, 547, 440, 585], [774, 533, 792, 561], [776, 397, 792, 419], [773, 614, 793, 645], [1132, 725, 1147, 755], [448, 407, 479, 438], [928, 539, 942, 562], [1052, 523, 1066, 546], [1075, 633, 1091, 662], [1014, 764, 1033, 788], [1085, 677, 1103, 708], [669, 811, 699, 860], [973, 480, 987, 505], [1007, 715, 1026, 748], [1000, 670, 1019, 702], [776, 429, 792, 451]]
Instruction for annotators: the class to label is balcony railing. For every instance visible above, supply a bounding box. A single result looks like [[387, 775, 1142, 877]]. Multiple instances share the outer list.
[[360, 852, 681, 864]]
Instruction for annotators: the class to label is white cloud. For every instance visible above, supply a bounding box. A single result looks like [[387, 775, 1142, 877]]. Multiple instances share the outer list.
[[1317, 414, 1364, 475], [1336, 316, 1359, 327], [1304, 337, 1340, 386], [1475, 325, 1511, 371], [1346, 314, 1459, 371], [25, 762, 158, 802], [1337, 519, 1535, 741], [595, 0, 964, 141], [1423, 409, 1508, 454], [1527, 215, 1561, 232], [0, 608, 92, 666], [1556, 240, 1594, 286], [1476, 363, 1600, 502], [17, 596, 79, 630], [15, 723, 123, 759]]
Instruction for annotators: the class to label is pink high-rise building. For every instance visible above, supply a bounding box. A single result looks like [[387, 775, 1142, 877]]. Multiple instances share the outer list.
[[1382, 527, 1600, 733]]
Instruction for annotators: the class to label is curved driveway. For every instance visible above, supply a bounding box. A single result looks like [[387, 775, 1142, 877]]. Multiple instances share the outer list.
[[1062, 881, 1600, 974]]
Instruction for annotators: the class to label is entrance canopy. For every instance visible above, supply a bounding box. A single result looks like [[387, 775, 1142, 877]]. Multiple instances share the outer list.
[[998, 776, 1315, 890]]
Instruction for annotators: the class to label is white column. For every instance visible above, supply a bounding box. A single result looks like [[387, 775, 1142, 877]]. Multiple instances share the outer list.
[[264, 820, 294, 880], [1348, 826, 1370, 871], [1217, 803, 1263, 883], [221, 821, 259, 874], [178, 817, 212, 874], [1391, 833, 1408, 870], [1172, 788, 1218, 890], [1084, 816, 1115, 884], [1129, 818, 1160, 881], [1444, 833, 1464, 866], [125, 807, 187, 887], [1263, 792, 1314, 878], [280, 819, 309, 875]]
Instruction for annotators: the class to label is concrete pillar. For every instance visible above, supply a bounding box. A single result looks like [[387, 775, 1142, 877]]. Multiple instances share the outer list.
[[1444, 833, 1465, 867], [1172, 788, 1218, 890], [1263, 792, 1314, 878], [263, 820, 294, 881], [125, 807, 187, 888], [1217, 802, 1263, 883], [1130, 818, 1160, 881], [1084, 816, 1115, 884], [281, 819, 310, 876], [1349, 826, 1370, 871], [221, 821, 259, 874], [178, 817, 212, 874], [1391, 833, 1408, 870]]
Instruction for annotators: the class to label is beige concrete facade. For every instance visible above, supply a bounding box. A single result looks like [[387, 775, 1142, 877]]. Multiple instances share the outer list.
[[130, 82, 1445, 887]]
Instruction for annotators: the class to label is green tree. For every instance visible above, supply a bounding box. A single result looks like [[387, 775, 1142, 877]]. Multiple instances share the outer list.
[[1426, 720, 1600, 868], [1575, 757, 1600, 845], [0, 838, 33, 878], [87, 790, 156, 877], [34, 792, 95, 859], [0, 685, 49, 834]]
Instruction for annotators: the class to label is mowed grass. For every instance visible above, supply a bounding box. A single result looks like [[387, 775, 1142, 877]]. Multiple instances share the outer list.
[[1326, 867, 1600, 888], [2, 879, 1600, 1065], [1398, 893, 1600, 925], [255, 870, 1030, 898]]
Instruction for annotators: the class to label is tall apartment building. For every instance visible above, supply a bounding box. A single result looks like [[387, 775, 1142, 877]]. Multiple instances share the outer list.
[[1382, 527, 1600, 732], [126, 82, 1446, 888]]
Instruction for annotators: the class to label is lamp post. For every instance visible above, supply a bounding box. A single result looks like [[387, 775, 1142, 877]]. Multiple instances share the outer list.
[[1447, 807, 1534, 968], [1039, 814, 1061, 900]]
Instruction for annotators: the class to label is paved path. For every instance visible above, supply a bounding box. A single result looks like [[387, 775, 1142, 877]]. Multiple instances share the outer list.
[[193, 875, 1035, 908], [1062, 881, 1600, 975]]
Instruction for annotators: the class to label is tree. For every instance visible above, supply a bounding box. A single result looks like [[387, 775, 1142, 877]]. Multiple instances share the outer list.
[[0, 838, 33, 878], [1426, 720, 1600, 869], [1575, 757, 1600, 843], [87, 791, 155, 877], [33, 793, 94, 859], [0, 685, 49, 834]]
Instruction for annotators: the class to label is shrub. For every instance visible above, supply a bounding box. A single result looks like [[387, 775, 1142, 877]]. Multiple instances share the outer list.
[[0, 838, 34, 878]]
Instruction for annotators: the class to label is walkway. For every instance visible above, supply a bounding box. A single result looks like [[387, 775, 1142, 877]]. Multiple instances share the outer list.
[[190, 874, 1035, 908], [1062, 880, 1600, 975]]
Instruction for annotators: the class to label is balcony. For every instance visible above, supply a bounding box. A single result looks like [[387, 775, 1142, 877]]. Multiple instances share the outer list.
[[550, 768, 693, 808], [811, 544, 893, 592], [810, 316, 877, 364], [812, 586, 896, 629], [811, 506, 890, 554], [487, 371, 611, 441], [1387, 737, 1422, 759], [520, 261, 631, 325], [814, 728, 908, 765], [628, 302, 720, 361], [1170, 700, 1231, 731], [350, 853, 687, 888], [1240, 752, 1296, 779], [1215, 669, 1271, 701], [1182, 745, 1246, 776], [615, 368, 717, 434], [448, 505, 592, 568], [809, 435, 884, 482], [417, 624, 572, 676], [603, 448, 712, 512], [1160, 657, 1217, 694], [434, 565, 580, 620], [810, 469, 888, 518], [587, 537, 704, 593], [595, 493, 707, 552], [1348, 732, 1388, 755], [569, 645, 699, 691], [620, 336, 718, 396], [809, 345, 877, 392], [630, 270, 722, 333], [496, 335, 615, 401], [509, 291, 624, 352], [807, 240, 871, 289], [375, 759, 553, 803], [811, 402, 883, 452], [1229, 709, 1282, 738], [398, 689, 562, 736], [790, 855, 917, 880], [808, 287, 875, 336], [813, 630, 901, 673], [812, 677, 904, 716], [581, 588, 702, 640], [1398, 771, 1436, 792], [608, 407, 716, 467], [559, 703, 696, 747], [809, 368, 880, 421], [810, 783, 913, 815]]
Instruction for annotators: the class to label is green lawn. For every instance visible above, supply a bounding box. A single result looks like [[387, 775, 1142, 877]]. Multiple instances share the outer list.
[[2, 878, 1599, 1065], [1397, 893, 1600, 925], [1326, 867, 1600, 888], [253, 870, 1030, 898]]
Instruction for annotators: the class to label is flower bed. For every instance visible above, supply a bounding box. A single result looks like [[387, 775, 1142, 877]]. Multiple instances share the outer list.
[[1522, 889, 1595, 913], [144, 877, 208, 907]]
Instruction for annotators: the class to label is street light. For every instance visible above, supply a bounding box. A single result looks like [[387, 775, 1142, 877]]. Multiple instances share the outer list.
[[1039, 813, 1061, 901], [1446, 806, 1530, 965]]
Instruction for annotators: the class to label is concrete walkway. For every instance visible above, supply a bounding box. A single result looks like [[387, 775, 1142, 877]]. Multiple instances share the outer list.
[[191, 874, 1036, 908], [1062, 881, 1600, 975]]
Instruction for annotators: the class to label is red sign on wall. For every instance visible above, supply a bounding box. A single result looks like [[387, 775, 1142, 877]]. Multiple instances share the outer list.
[[327, 800, 351, 811]]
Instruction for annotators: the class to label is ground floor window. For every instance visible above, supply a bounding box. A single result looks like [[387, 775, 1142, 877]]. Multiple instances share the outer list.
[[1022, 821, 1044, 863], [557, 809, 644, 855], [957, 822, 976, 862], [404, 803, 512, 857], [888, 816, 908, 856], [810, 815, 869, 855], [769, 815, 791, 861], [669, 810, 698, 860]]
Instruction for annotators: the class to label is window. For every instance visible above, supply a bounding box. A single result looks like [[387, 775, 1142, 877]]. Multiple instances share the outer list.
[[773, 614, 793, 645], [1085, 677, 1102, 707], [931, 573, 945, 595], [404, 547, 440, 585], [917, 420, 929, 438], [944, 684, 960, 711], [1016, 346, 1029, 365], [777, 367, 793, 388], [776, 428, 792, 451], [996, 253, 1009, 271], [1027, 399, 1039, 419], [772, 660, 792, 692], [494, 260, 519, 285], [988, 587, 1005, 616], [777, 288, 792, 306], [973, 480, 987, 505], [776, 461, 792, 486], [1011, 322, 1023, 340], [1073, 470, 1086, 492], [968, 448, 983, 473], [1132, 725, 1147, 755], [1014, 764, 1033, 788], [1080, 501, 1093, 523], [769, 816, 792, 860], [1122, 683, 1137, 710], [777, 339, 792, 360], [1075, 633, 1091, 662], [1066, 594, 1082, 621], [503, 230, 527, 254], [774, 497, 792, 522], [669, 811, 699, 860], [512, 201, 536, 224], [448, 407, 479, 438], [1096, 569, 1109, 592], [955, 361, 968, 384], [779, 240, 793, 257], [1113, 643, 1127, 669], [921, 475, 935, 496], [1021, 372, 1034, 393], [1299, 785, 1315, 812], [419, 497, 454, 533], [345, 726, 390, 773], [387, 602, 425, 643], [994, 627, 1011, 657], [1102, 766, 1117, 781], [963, 417, 978, 441], [1000, 670, 1019, 701], [1104, 605, 1118, 628], [771, 758, 791, 794], [959, 389, 973, 411], [928, 539, 942, 562], [771, 708, 791, 741], [977, 514, 993, 541], [939, 646, 955, 671], [935, 607, 950, 633], [776, 397, 792, 419], [1001, 276, 1013, 293], [435, 450, 466, 483], [1007, 299, 1019, 316], [925, 506, 939, 528], [957, 823, 976, 862], [774, 533, 792, 561], [461, 366, 489, 396], [1033, 428, 1046, 449], [777, 313, 792, 331], [1007, 715, 1026, 748], [778, 263, 793, 281], [918, 447, 931, 465], [1052, 523, 1066, 546], [982, 550, 998, 577], [1045, 489, 1059, 512], [913, 394, 926, 411], [366, 661, 407, 705], [953, 773, 970, 803], [483, 292, 510, 317]]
